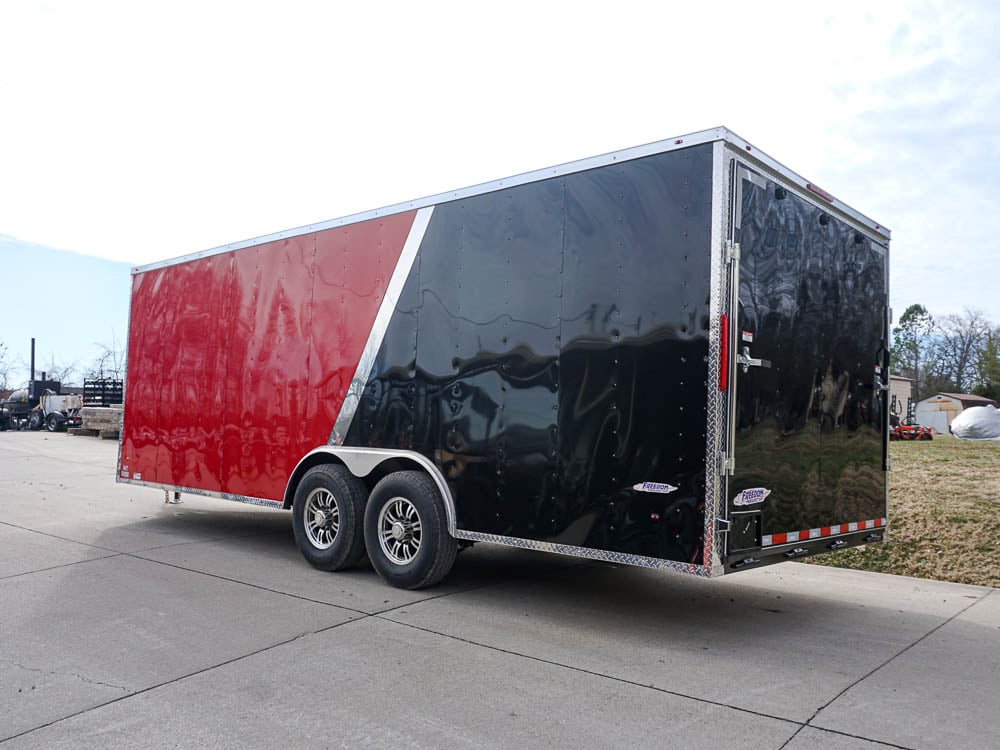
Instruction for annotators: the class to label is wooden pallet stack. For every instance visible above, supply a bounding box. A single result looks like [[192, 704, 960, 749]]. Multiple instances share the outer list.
[[69, 406, 124, 439]]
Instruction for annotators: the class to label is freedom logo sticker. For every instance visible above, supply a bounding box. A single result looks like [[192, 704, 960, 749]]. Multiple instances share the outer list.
[[633, 481, 679, 495], [733, 487, 771, 506]]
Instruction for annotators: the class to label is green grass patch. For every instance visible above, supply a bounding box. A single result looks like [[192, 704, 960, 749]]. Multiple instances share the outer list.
[[807, 434, 1000, 587]]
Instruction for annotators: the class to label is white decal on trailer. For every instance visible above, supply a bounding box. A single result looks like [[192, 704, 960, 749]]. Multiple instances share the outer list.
[[633, 482, 679, 494], [733, 487, 771, 506]]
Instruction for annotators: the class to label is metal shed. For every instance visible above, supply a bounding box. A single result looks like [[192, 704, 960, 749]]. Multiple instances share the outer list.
[[915, 393, 998, 434]]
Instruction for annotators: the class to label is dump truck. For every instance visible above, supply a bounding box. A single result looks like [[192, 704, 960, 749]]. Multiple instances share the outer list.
[[119, 127, 891, 589]]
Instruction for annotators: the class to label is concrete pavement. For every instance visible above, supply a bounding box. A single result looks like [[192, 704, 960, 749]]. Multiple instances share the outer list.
[[1, 431, 996, 748]]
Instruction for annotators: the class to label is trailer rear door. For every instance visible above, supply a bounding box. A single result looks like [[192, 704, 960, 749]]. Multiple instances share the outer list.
[[724, 163, 889, 567]]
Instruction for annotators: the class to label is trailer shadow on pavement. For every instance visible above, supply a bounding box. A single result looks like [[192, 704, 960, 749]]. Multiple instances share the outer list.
[[2, 432, 996, 749]]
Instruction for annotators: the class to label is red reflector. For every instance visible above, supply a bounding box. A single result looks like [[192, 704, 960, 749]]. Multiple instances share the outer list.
[[719, 314, 729, 391], [674, 139, 683, 145], [806, 182, 835, 202]]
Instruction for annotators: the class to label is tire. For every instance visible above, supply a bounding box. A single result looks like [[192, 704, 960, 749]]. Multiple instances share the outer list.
[[291, 464, 367, 571], [364, 470, 457, 590], [45, 414, 61, 432], [28, 411, 43, 431]]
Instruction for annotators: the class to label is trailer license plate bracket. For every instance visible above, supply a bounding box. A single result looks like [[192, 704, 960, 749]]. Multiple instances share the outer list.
[[729, 511, 762, 552]]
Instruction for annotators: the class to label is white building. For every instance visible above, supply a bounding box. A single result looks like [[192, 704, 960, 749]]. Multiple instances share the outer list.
[[914, 393, 998, 434], [889, 375, 914, 424]]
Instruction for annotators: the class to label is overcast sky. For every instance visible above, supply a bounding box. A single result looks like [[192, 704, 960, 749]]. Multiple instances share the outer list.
[[1, 1, 999, 325]]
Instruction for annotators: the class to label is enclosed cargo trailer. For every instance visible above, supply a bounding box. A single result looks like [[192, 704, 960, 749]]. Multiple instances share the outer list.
[[119, 127, 891, 588]]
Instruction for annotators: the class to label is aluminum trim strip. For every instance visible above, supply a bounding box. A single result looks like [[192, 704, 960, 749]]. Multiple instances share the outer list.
[[132, 128, 731, 275], [328, 206, 433, 445], [116, 478, 284, 509], [725, 140, 890, 243], [704, 140, 729, 570], [453, 529, 720, 576], [133, 127, 888, 277], [115, 284, 133, 477]]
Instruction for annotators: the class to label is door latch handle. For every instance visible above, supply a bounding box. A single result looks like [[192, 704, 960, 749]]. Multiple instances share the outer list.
[[737, 346, 772, 374]]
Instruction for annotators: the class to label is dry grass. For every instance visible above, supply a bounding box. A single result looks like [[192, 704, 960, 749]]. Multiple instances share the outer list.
[[808, 434, 1000, 587]]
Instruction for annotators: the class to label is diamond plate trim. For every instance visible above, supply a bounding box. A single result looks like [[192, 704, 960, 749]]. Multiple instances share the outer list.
[[116, 478, 285, 509], [703, 141, 730, 570], [453, 529, 716, 576]]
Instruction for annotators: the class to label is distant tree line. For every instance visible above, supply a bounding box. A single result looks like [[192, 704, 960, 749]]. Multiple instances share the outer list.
[[0, 337, 125, 391], [892, 304, 1000, 402]]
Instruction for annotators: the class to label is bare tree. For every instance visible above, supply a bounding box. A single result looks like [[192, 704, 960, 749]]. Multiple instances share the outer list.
[[0, 341, 12, 390], [39, 355, 79, 387], [85, 334, 126, 381], [933, 309, 992, 393]]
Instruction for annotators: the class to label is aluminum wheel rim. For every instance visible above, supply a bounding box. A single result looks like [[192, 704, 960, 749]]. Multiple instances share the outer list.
[[304, 487, 340, 550], [377, 496, 422, 565]]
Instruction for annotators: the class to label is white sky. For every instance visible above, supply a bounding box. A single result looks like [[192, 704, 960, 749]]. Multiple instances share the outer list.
[[2, 0, 999, 322]]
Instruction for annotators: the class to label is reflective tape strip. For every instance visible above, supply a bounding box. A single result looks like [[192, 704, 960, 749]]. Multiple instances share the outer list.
[[762, 518, 886, 547]]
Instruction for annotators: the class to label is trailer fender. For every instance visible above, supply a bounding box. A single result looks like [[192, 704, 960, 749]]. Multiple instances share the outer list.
[[283, 447, 458, 535]]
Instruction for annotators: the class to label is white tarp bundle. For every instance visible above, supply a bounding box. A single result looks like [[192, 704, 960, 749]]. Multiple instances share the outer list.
[[950, 404, 1000, 440]]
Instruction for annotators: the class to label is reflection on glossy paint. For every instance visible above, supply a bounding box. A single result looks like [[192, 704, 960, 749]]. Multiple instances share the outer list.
[[348, 146, 716, 564], [732, 174, 888, 538], [121, 212, 418, 500]]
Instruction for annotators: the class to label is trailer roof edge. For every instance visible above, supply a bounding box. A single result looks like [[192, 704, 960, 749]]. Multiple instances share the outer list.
[[132, 126, 890, 275], [719, 128, 891, 244]]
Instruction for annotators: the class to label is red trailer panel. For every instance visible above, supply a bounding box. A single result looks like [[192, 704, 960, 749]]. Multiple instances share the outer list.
[[120, 211, 418, 501]]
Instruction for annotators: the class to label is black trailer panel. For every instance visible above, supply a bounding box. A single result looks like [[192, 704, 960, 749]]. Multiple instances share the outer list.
[[724, 163, 889, 569], [347, 145, 715, 566]]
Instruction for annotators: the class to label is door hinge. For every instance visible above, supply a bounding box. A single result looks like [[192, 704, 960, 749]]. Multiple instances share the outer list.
[[719, 452, 735, 476], [726, 241, 741, 262]]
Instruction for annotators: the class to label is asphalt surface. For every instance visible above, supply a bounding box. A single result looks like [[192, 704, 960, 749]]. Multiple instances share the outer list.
[[1, 431, 996, 749]]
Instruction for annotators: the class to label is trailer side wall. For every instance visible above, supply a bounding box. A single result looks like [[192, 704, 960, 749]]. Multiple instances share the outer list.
[[120, 211, 418, 500], [346, 145, 715, 562]]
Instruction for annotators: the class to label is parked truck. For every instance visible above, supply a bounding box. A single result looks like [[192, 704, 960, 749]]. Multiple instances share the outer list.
[[28, 391, 84, 432], [0, 380, 62, 431], [119, 127, 891, 589]]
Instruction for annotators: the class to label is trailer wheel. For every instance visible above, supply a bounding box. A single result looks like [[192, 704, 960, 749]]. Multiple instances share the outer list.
[[45, 414, 61, 432], [28, 411, 43, 431], [364, 470, 457, 590], [291, 464, 368, 571]]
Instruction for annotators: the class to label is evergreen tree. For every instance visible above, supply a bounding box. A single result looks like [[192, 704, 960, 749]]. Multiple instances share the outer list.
[[892, 304, 935, 400], [973, 332, 1000, 402]]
